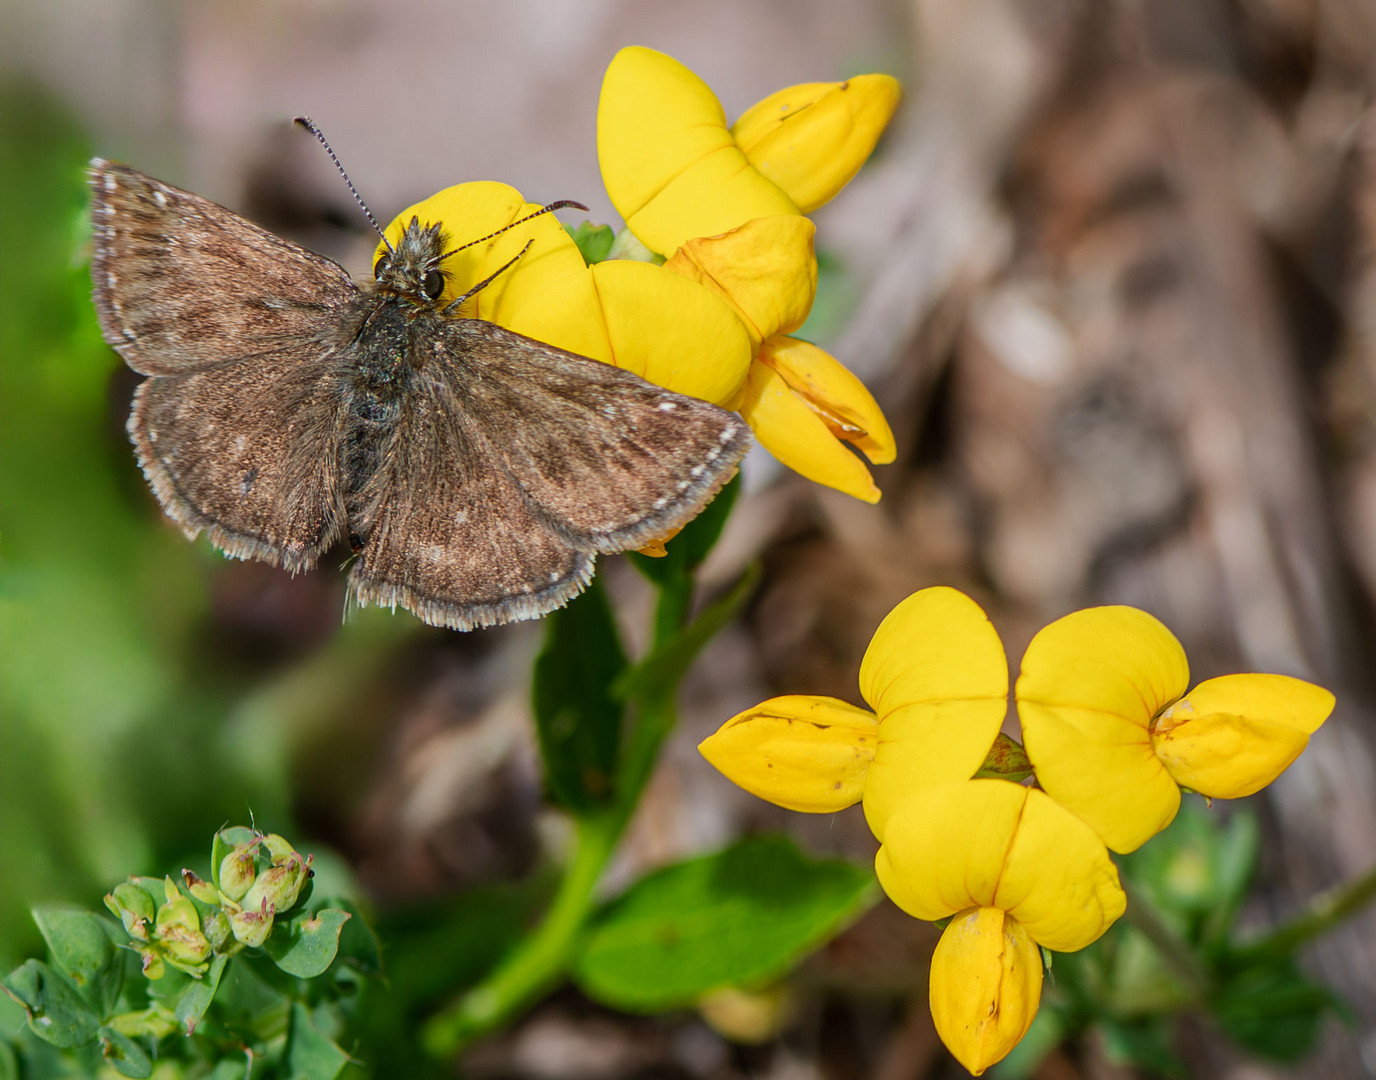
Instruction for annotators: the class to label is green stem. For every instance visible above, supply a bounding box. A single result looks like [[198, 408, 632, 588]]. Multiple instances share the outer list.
[[420, 807, 621, 1055], [1234, 859, 1376, 961], [422, 578, 692, 1057]]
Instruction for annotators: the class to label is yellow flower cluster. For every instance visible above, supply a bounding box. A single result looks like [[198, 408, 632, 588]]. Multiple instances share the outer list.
[[375, 47, 900, 502], [700, 587, 1334, 1074]]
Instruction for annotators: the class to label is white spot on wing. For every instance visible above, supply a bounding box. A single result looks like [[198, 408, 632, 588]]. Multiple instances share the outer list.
[[455, 509, 468, 525], [153, 189, 168, 208], [657, 400, 677, 412]]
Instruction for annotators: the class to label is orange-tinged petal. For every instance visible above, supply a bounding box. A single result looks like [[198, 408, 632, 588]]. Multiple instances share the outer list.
[[624, 146, 800, 259], [664, 217, 817, 345], [598, 46, 734, 224], [1152, 674, 1334, 798], [1017, 606, 1190, 853], [877, 781, 1125, 952], [858, 589, 1007, 837], [377, 181, 528, 312], [733, 75, 903, 213], [589, 259, 752, 403], [928, 907, 1042, 1076], [759, 337, 895, 465], [734, 359, 880, 502], [698, 695, 880, 812]]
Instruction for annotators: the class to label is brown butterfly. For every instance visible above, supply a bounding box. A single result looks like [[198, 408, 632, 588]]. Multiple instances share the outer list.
[[88, 146, 749, 631]]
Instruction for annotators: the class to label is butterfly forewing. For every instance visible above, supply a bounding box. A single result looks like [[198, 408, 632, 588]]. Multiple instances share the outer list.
[[90, 160, 358, 375], [435, 321, 751, 552]]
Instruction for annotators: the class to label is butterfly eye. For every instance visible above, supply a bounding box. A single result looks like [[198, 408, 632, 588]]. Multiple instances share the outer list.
[[422, 270, 444, 299], [373, 255, 391, 280]]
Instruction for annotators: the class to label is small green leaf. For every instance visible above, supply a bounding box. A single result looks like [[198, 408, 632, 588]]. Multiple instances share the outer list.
[[1213, 958, 1336, 1063], [324, 898, 382, 976], [2, 959, 101, 1048], [98, 1025, 152, 1078], [532, 576, 628, 811], [574, 834, 877, 1011], [32, 908, 123, 1017], [262, 908, 351, 978], [174, 953, 227, 1034], [286, 1000, 352, 1080], [565, 221, 615, 264]]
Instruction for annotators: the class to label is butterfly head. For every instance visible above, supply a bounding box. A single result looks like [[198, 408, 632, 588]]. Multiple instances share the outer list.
[[373, 217, 449, 308]]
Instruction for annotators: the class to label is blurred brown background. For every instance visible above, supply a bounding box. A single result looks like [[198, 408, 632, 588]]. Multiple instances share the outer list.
[[6, 0, 1376, 1076]]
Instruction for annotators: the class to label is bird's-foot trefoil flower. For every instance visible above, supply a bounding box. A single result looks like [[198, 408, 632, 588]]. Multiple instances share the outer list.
[[699, 586, 1009, 841], [1016, 606, 1335, 853], [878, 780, 1126, 1075], [598, 46, 900, 501]]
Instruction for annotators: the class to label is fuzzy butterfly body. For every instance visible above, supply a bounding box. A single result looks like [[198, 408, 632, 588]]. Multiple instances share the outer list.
[[88, 160, 750, 630]]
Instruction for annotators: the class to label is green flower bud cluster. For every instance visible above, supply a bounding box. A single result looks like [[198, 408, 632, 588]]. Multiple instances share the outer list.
[[103, 828, 314, 981]]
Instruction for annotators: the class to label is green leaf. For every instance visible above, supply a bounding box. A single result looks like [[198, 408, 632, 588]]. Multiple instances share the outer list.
[[531, 577, 628, 811], [0, 1039, 16, 1080], [175, 953, 227, 1034], [32, 907, 123, 1017], [286, 1000, 352, 1080], [627, 472, 740, 586], [1097, 1017, 1185, 1077], [2, 959, 100, 1048], [565, 221, 615, 264], [98, 1025, 152, 1079], [574, 834, 877, 1011], [262, 908, 351, 978], [1212, 958, 1336, 1063], [324, 898, 382, 976]]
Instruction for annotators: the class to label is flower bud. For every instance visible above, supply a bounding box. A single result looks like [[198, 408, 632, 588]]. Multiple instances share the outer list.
[[104, 882, 154, 941], [218, 843, 258, 902], [137, 947, 165, 981], [181, 868, 219, 906], [240, 852, 313, 916], [230, 899, 275, 949]]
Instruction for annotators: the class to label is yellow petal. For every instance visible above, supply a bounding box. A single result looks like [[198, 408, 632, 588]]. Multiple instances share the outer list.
[[589, 260, 752, 403], [664, 217, 818, 346], [598, 48, 798, 256], [856, 588, 1007, 839], [1153, 674, 1334, 798], [758, 337, 895, 464], [472, 201, 612, 360], [928, 907, 1042, 1076], [876, 781, 1125, 951], [733, 75, 903, 213], [734, 359, 880, 502], [624, 147, 800, 259], [377, 182, 528, 311], [597, 47, 734, 224], [698, 695, 880, 812], [1016, 606, 1190, 853]]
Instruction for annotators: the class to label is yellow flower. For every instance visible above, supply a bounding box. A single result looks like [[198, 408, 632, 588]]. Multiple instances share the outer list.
[[877, 781, 1125, 1075], [376, 182, 752, 406], [699, 587, 1008, 841], [1016, 607, 1335, 854], [598, 46, 899, 502]]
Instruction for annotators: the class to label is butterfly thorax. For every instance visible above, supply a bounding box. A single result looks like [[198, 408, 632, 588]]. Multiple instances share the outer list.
[[339, 219, 456, 550]]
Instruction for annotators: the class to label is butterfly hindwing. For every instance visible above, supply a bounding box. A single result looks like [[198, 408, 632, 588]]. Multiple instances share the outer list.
[[345, 364, 594, 631]]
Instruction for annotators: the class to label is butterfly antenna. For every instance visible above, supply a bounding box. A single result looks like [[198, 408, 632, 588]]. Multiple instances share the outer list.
[[293, 116, 392, 251], [439, 199, 589, 262]]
